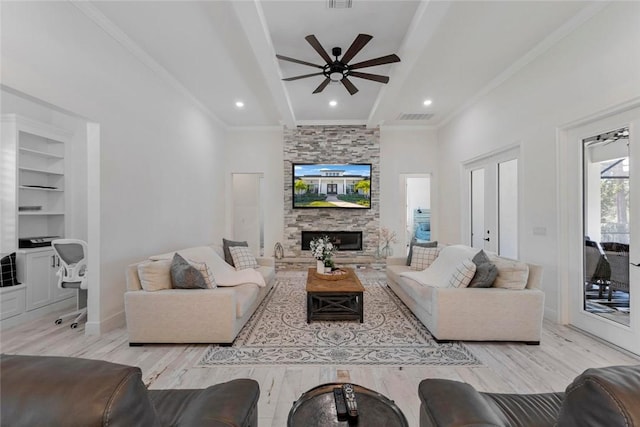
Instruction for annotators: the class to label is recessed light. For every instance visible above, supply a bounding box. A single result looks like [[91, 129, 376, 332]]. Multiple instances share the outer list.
[[329, 100, 337, 107], [235, 101, 244, 108], [423, 99, 432, 106]]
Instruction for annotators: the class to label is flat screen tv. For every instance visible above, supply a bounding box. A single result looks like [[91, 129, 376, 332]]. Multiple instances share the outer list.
[[292, 163, 372, 209]]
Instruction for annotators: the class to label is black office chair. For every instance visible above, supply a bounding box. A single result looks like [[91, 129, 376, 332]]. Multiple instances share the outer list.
[[51, 239, 88, 329]]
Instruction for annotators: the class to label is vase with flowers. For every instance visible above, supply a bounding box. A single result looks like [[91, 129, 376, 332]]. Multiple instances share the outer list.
[[310, 235, 335, 274], [375, 227, 398, 258]]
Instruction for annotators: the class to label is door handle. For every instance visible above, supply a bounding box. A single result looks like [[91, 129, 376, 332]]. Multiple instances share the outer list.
[[632, 262, 640, 267], [483, 237, 490, 242]]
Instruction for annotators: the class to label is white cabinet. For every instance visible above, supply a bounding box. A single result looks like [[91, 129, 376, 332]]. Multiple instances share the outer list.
[[17, 248, 74, 312]]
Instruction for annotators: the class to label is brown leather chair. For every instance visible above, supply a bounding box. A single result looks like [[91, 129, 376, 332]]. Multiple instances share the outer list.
[[419, 364, 640, 427], [0, 354, 259, 427]]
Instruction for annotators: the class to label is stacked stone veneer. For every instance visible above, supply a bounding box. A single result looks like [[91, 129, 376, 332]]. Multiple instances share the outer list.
[[283, 125, 380, 258]]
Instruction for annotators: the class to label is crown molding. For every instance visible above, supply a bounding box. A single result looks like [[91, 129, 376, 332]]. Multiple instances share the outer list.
[[295, 120, 368, 127], [438, 1, 610, 129], [71, 1, 228, 131]]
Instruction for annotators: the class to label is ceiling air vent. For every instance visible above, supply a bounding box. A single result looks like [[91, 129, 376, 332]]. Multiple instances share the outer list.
[[327, 0, 353, 8], [397, 113, 434, 121]]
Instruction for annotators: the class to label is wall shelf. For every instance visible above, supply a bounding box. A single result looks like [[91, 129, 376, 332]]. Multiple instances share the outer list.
[[19, 147, 64, 159], [18, 166, 64, 176], [19, 186, 63, 192], [18, 212, 65, 216]]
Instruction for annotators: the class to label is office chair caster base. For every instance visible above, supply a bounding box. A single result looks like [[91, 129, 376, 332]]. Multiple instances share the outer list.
[[55, 319, 63, 325], [70, 323, 78, 329]]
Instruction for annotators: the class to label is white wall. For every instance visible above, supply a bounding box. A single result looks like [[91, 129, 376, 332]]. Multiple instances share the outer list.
[[1, 2, 228, 332], [225, 128, 284, 257], [380, 127, 439, 255], [436, 2, 640, 319]]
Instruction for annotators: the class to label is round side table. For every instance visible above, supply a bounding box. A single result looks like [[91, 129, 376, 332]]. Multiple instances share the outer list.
[[287, 383, 408, 427]]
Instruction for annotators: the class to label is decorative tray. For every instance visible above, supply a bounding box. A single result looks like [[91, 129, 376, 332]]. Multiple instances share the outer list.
[[313, 269, 349, 281]]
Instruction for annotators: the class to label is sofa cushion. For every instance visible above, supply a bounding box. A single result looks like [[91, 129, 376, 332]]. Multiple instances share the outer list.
[[229, 246, 259, 270], [448, 259, 477, 288], [137, 259, 172, 291], [406, 239, 438, 265], [490, 256, 529, 290], [188, 259, 216, 289], [410, 246, 440, 270], [235, 283, 259, 318], [171, 253, 208, 289], [557, 365, 640, 427], [257, 265, 276, 286], [469, 250, 498, 288], [223, 238, 249, 267], [0, 355, 159, 427]]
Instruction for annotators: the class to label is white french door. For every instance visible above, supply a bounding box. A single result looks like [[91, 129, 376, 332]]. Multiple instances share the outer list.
[[466, 147, 519, 258], [563, 107, 639, 355]]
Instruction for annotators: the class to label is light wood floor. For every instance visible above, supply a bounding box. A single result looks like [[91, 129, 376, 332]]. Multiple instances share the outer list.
[[1, 310, 638, 427]]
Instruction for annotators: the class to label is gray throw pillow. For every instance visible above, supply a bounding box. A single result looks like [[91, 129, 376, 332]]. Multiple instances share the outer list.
[[406, 239, 438, 266], [468, 249, 498, 288], [170, 253, 207, 289], [222, 238, 249, 267]]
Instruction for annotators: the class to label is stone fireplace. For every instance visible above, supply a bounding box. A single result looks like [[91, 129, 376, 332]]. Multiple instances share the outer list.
[[301, 231, 363, 251], [282, 125, 380, 258]]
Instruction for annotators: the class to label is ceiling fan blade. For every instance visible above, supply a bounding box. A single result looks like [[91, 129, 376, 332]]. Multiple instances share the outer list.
[[313, 78, 331, 94], [349, 54, 401, 70], [276, 54, 324, 69], [283, 72, 325, 81], [349, 71, 390, 84], [340, 34, 373, 64], [305, 35, 333, 64], [341, 77, 359, 95]]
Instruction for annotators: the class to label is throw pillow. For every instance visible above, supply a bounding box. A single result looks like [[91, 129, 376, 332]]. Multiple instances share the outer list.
[[406, 239, 438, 266], [187, 259, 216, 289], [448, 259, 477, 288], [0, 252, 19, 287], [229, 246, 259, 270], [468, 249, 498, 288], [410, 246, 440, 271], [222, 238, 248, 267], [170, 253, 208, 289], [137, 259, 172, 291], [490, 256, 529, 290]]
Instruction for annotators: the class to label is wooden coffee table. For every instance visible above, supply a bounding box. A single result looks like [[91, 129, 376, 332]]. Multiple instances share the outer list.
[[306, 268, 364, 323]]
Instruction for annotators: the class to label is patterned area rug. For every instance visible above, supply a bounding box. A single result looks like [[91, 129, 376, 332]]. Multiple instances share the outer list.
[[199, 271, 481, 366]]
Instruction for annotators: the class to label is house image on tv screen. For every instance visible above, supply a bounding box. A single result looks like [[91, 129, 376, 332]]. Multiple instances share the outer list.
[[293, 163, 371, 209]]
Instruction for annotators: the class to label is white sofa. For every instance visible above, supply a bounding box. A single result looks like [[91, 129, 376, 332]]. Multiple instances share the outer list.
[[125, 245, 275, 345], [386, 245, 544, 344]]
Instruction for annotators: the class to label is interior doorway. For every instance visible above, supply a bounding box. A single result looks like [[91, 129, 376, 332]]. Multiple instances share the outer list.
[[231, 173, 264, 256], [403, 175, 432, 253]]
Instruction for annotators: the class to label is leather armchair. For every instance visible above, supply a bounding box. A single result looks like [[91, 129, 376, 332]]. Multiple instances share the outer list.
[[419, 364, 640, 427], [0, 354, 259, 427]]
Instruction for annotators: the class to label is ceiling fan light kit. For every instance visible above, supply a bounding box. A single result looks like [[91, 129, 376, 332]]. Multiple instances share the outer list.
[[277, 33, 400, 95]]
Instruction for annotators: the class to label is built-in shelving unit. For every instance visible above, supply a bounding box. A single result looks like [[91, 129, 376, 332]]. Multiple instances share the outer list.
[[1, 115, 75, 328], [1, 114, 71, 251]]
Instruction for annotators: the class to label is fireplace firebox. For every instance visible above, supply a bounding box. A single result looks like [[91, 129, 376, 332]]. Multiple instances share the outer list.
[[301, 231, 363, 251]]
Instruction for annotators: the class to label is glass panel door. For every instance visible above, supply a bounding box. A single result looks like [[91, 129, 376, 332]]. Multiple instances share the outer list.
[[498, 159, 518, 259], [583, 128, 630, 326]]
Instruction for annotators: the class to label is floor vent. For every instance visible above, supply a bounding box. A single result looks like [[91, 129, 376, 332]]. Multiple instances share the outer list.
[[397, 113, 434, 121]]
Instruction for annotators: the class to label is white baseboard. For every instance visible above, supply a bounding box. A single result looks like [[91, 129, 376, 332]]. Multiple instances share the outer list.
[[84, 309, 125, 336]]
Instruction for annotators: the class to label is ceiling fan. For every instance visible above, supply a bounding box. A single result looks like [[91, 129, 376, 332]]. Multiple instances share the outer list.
[[276, 34, 400, 95]]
